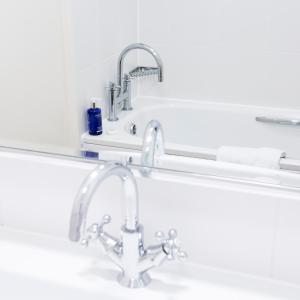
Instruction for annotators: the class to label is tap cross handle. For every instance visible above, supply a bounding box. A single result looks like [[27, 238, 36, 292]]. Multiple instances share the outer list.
[[80, 215, 112, 247], [155, 229, 188, 262]]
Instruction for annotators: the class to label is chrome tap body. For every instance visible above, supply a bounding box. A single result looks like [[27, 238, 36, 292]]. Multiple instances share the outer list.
[[108, 43, 164, 121], [69, 162, 186, 288], [141, 120, 165, 176]]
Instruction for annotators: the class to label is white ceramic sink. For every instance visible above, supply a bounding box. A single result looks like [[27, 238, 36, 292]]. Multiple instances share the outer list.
[[0, 227, 299, 300], [0, 150, 300, 299]]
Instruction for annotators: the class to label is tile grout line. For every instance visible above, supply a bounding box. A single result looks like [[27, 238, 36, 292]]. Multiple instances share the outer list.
[[268, 198, 281, 279]]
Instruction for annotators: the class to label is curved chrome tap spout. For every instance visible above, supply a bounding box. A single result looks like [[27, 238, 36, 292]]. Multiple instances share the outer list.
[[69, 162, 139, 242], [68, 161, 187, 289], [141, 120, 165, 176], [117, 43, 164, 90], [108, 43, 164, 121]]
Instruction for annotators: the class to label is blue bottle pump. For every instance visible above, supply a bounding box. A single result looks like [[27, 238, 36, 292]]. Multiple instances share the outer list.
[[87, 102, 102, 136]]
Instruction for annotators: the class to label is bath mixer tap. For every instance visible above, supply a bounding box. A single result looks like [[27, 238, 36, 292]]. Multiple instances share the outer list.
[[69, 162, 186, 288], [141, 120, 165, 176], [108, 43, 164, 121]]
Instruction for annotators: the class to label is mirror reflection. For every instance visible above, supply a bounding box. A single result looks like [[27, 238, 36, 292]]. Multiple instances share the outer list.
[[1, 1, 300, 189]]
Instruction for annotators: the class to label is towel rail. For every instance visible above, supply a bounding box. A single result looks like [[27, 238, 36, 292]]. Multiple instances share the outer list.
[[256, 116, 300, 126], [211, 154, 299, 172]]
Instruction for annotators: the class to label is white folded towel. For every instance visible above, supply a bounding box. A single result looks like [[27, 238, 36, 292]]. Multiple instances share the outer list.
[[217, 146, 286, 170]]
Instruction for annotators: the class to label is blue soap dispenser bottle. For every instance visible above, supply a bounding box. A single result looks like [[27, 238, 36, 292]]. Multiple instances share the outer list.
[[87, 102, 102, 136]]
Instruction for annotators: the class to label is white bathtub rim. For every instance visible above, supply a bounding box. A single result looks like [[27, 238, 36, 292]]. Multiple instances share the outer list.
[[81, 143, 300, 191], [82, 96, 300, 172]]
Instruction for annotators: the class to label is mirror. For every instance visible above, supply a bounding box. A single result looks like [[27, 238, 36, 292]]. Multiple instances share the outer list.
[[1, 1, 300, 189]]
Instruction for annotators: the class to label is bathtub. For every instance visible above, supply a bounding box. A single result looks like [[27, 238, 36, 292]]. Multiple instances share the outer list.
[[82, 96, 300, 186], [0, 148, 300, 299], [83, 96, 300, 159]]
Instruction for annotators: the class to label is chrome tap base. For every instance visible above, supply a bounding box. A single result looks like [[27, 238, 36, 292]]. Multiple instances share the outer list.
[[118, 272, 151, 289]]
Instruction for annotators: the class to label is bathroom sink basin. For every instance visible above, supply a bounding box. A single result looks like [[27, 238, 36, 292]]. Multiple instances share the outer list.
[[0, 271, 107, 300], [0, 227, 299, 300]]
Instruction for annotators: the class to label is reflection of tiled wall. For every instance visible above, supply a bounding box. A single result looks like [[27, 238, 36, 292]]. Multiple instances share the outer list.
[[68, 0, 138, 146], [272, 198, 300, 284], [0, 1, 138, 150], [138, 0, 300, 109], [0, 1, 68, 147], [2, 1, 300, 148]]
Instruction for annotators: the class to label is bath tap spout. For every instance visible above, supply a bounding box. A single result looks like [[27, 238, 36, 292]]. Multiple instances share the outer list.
[[68, 162, 139, 242], [117, 43, 164, 90]]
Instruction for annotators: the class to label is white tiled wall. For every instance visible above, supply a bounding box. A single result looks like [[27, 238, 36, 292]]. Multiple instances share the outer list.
[[0, 1, 69, 148], [272, 198, 300, 284], [2, 1, 300, 148], [138, 0, 300, 109], [0, 0, 139, 151], [68, 0, 138, 145]]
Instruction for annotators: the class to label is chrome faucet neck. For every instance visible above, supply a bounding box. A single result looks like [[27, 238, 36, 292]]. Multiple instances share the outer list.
[[117, 43, 164, 89], [69, 162, 139, 242], [141, 120, 165, 176]]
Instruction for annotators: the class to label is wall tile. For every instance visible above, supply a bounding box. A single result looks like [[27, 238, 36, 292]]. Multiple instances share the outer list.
[[138, 177, 278, 276], [77, 51, 138, 134], [138, 0, 300, 109], [70, 0, 138, 140], [72, 0, 138, 70], [139, 0, 170, 44], [267, 0, 300, 53], [272, 198, 300, 285], [139, 43, 300, 109], [0, 0, 68, 147]]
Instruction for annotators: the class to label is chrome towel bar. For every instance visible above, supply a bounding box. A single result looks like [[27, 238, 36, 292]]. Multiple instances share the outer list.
[[256, 116, 300, 126], [212, 153, 299, 172]]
